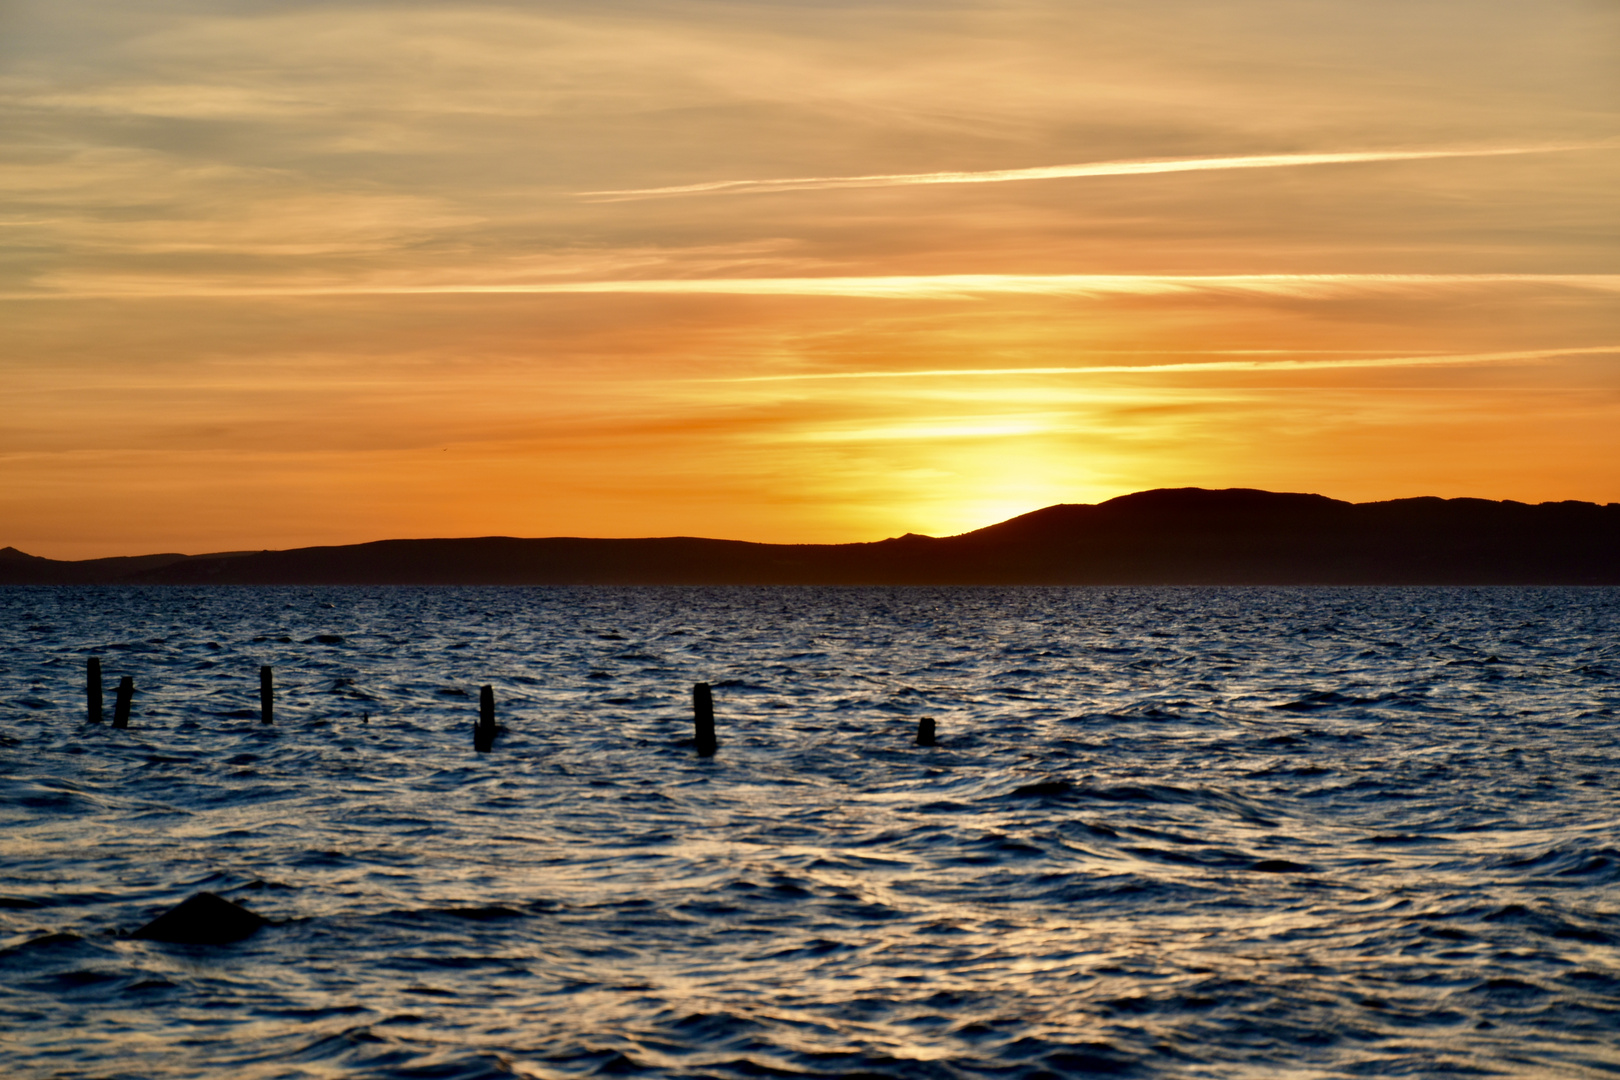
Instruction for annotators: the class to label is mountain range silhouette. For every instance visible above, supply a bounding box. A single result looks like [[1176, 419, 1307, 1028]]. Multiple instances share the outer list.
[[4, 488, 1617, 585]]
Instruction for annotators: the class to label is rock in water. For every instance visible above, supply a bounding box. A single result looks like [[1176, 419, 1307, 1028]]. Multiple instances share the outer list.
[[132, 891, 266, 944]]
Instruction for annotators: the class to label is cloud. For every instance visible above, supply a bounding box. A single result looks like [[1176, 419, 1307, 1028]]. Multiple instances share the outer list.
[[14, 272, 1620, 301], [709, 345, 1620, 381], [579, 145, 1610, 201]]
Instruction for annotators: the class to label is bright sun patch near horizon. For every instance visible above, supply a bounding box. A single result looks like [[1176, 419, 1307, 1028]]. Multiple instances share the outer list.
[[1, 0, 1618, 557]]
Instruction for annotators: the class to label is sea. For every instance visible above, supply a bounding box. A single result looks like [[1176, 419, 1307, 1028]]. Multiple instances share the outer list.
[[1, 586, 1617, 1079]]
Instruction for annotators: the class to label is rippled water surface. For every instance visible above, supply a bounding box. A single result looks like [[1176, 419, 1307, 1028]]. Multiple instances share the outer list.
[[2, 586, 1618, 1078]]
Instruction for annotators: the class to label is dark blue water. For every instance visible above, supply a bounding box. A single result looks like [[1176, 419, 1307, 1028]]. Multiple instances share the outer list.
[[2, 586, 1618, 1078]]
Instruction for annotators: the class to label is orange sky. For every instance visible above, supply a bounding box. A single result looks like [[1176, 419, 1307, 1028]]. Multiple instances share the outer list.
[[3, 0, 1618, 559]]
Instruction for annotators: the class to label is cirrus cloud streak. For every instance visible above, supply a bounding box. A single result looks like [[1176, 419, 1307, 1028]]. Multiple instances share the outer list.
[[13, 273, 1620, 302], [711, 345, 1620, 382], [581, 145, 1611, 201]]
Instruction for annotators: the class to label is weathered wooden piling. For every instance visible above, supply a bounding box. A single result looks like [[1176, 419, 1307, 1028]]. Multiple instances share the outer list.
[[693, 682, 717, 757], [915, 716, 936, 746], [112, 676, 133, 729], [474, 684, 496, 752], [87, 657, 103, 724], [260, 665, 273, 725]]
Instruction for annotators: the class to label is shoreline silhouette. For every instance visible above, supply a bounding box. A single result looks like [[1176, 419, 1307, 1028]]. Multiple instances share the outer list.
[[4, 487, 1618, 586]]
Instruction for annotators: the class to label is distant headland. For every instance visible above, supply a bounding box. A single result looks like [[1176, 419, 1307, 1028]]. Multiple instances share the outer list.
[[4, 488, 1618, 585]]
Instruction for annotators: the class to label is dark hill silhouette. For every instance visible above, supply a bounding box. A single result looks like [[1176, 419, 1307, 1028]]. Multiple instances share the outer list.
[[3, 488, 1617, 585], [0, 545, 198, 584]]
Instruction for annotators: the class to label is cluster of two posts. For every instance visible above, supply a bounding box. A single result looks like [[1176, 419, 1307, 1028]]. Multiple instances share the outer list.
[[84, 657, 136, 729]]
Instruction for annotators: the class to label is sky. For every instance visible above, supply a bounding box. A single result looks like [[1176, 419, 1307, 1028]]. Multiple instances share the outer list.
[[3, 0, 1618, 559]]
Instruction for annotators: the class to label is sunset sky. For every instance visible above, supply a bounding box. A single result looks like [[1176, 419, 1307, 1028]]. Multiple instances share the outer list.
[[4, 0, 1618, 559]]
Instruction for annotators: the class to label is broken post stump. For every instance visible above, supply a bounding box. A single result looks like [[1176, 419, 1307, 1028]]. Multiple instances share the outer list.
[[915, 716, 937, 746], [87, 656, 103, 724], [260, 665, 273, 725], [112, 676, 133, 729], [693, 682, 717, 757], [132, 891, 266, 945], [474, 684, 496, 752]]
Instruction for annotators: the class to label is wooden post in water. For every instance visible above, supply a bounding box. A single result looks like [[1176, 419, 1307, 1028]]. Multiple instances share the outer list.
[[475, 684, 496, 752], [260, 666, 274, 725], [86, 657, 103, 724], [112, 676, 133, 729], [692, 682, 717, 757], [915, 716, 936, 746]]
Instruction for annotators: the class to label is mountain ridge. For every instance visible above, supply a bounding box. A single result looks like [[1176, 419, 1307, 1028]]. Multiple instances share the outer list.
[[4, 487, 1618, 585]]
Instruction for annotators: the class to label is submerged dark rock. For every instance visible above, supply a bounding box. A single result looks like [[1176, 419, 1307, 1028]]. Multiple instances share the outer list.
[[1251, 859, 1313, 873], [132, 892, 266, 944], [1009, 780, 1073, 798]]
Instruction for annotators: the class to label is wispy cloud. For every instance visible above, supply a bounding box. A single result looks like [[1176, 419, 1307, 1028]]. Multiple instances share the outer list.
[[580, 145, 1607, 201], [15, 273, 1620, 302], [713, 345, 1620, 381]]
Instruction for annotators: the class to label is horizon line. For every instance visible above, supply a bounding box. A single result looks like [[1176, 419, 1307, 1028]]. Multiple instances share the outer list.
[[10, 484, 1620, 564]]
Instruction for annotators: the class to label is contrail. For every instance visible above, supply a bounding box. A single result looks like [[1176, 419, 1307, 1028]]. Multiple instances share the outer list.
[[712, 345, 1620, 382], [580, 144, 1604, 201], [12, 273, 1620, 301]]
